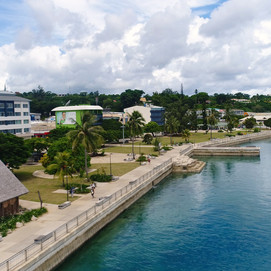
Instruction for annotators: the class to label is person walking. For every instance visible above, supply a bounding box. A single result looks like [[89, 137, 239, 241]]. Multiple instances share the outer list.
[[91, 188, 95, 198]]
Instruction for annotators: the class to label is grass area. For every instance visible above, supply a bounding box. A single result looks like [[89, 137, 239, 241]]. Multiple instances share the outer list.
[[103, 146, 158, 155], [15, 162, 140, 204], [121, 130, 254, 146]]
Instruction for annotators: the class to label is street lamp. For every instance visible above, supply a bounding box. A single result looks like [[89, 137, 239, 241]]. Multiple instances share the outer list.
[[109, 153, 112, 177], [65, 167, 69, 201]]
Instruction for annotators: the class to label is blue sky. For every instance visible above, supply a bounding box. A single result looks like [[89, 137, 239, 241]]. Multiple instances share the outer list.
[[0, 0, 271, 96]]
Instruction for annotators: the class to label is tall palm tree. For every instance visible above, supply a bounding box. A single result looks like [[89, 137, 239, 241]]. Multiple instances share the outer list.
[[68, 112, 104, 181], [47, 151, 71, 187], [181, 129, 191, 143], [126, 111, 145, 159], [165, 115, 179, 145], [207, 113, 218, 139]]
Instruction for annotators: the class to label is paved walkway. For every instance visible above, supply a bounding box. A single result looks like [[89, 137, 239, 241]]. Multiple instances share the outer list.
[[0, 145, 186, 264]]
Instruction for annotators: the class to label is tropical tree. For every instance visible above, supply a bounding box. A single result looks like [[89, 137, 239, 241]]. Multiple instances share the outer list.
[[181, 129, 191, 143], [47, 151, 71, 187], [165, 115, 179, 145], [144, 121, 161, 137], [264, 118, 271, 129], [0, 133, 31, 169], [243, 117, 256, 130], [126, 111, 145, 159], [68, 112, 104, 180], [208, 113, 218, 139]]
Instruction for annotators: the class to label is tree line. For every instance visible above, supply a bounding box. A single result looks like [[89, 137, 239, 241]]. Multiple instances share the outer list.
[[19, 86, 271, 118]]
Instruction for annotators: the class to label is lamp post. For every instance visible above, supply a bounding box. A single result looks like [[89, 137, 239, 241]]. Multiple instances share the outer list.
[[66, 167, 69, 201], [109, 153, 112, 177]]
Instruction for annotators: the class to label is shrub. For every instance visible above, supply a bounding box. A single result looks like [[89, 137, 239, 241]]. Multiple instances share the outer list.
[[65, 183, 90, 193], [218, 129, 224, 133], [142, 134, 153, 145], [136, 154, 147, 162], [254, 128, 260, 133], [0, 208, 47, 237], [162, 145, 172, 151], [237, 131, 243, 135], [226, 134, 235, 137], [90, 174, 112, 182]]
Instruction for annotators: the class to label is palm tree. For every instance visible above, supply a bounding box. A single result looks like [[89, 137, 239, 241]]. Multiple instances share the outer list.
[[68, 112, 104, 181], [47, 151, 71, 187], [208, 113, 218, 139], [126, 111, 145, 159], [181, 129, 191, 143], [165, 115, 179, 145]]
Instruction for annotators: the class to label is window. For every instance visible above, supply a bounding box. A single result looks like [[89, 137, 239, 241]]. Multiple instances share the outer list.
[[6, 120, 15, 125], [24, 128, 30, 132], [6, 102, 14, 108], [15, 120, 22, 124], [23, 104, 28, 108], [23, 120, 29, 124], [0, 102, 4, 108], [14, 104, 21, 108], [15, 112, 21, 116], [6, 112, 14, 116], [15, 129, 22, 133], [0, 112, 5, 116], [23, 112, 29, 116], [0, 121, 5, 125]]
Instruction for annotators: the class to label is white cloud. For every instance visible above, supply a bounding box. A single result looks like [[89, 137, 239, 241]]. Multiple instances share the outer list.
[[0, 0, 271, 96]]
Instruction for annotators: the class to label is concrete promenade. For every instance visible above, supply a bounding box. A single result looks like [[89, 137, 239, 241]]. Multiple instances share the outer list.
[[0, 145, 184, 267]]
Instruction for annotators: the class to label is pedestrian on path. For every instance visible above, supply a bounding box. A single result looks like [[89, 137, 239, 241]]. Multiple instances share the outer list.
[[91, 188, 95, 198]]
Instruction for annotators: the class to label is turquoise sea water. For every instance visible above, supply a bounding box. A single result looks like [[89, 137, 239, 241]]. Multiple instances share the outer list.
[[56, 140, 271, 271]]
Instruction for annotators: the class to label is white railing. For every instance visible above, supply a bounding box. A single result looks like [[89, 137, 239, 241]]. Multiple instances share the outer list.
[[0, 158, 172, 271]]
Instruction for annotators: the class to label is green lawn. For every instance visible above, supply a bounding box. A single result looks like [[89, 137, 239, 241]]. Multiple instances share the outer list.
[[15, 162, 140, 204], [103, 146, 158, 155]]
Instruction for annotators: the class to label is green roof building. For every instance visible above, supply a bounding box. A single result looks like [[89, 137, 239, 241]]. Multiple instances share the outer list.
[[52, 105, 103, 128]]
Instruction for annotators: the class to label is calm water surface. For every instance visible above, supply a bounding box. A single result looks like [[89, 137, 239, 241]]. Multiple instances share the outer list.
[[56, 140, 271, 271]]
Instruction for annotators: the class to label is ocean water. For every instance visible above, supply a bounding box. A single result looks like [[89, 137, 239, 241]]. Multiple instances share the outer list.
[[56, 139, 271, 271]]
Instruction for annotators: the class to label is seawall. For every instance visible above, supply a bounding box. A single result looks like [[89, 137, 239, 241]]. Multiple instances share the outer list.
[[17, 162, 173, 271]]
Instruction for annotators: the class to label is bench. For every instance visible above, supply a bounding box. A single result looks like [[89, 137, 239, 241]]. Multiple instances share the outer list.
[[58, 201, 71, 209], [34, 233, 53, 244]]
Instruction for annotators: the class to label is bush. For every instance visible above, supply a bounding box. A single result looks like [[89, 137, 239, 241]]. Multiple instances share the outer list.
[[254, 128, 260, 133], [218, 129, 224, 133], [142, 134, 153, 145], [90, 174, 112, 182], [237, 131, 244, 135], [162, 145, 172, 151], [0, 208, 47, 237], [65, 183, 90, 193], [226, 134, 235, 137], [136, 154, 147, 162]]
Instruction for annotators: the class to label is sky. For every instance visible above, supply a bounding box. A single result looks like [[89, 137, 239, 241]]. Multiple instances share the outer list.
[[0, 0, 271, 96]]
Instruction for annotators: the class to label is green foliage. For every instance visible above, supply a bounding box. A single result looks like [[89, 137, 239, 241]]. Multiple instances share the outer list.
[[153, 137, 161, 152], [0, 208, 47, 237], [142, 134, 153, 144], [120, 89, 144, 109], [243, 117, 256, 129], [237, 131, 244, 135], [162, 145, 172, 151], [0, 133, 31, 169], [253, 128, 260, 133], [144, 121, 161, 136], [226, 133, 235, 137], [90, 174, 112, 182], [65, 183, 90, 193], [136, 154, 147, 162], [48, 127, 74, 142], [264, 118, 271, 128]]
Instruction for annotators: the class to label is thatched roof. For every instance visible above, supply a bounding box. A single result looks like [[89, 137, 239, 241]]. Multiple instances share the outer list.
[[0, 160, 28, 203]]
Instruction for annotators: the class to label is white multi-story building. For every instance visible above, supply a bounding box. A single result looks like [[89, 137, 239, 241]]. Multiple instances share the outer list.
[[0, 90, 31, 135]]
